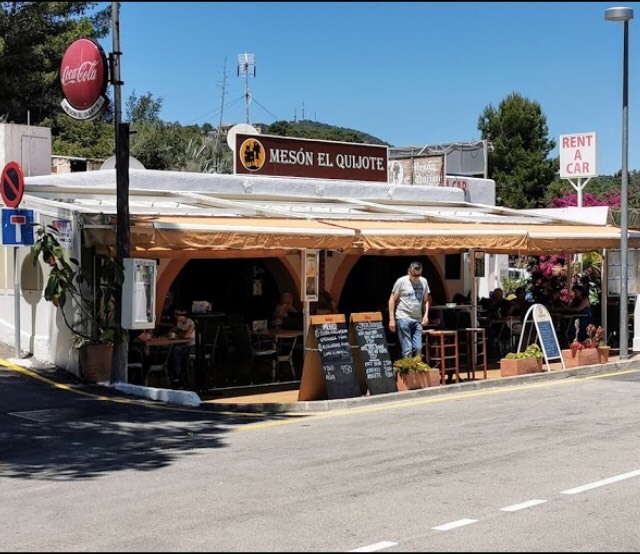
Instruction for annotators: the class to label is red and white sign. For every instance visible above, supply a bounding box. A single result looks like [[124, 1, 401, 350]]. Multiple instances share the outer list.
[[1, 161, 25, 208], [60, 38, 109, 121], [559, 132, 597, 179]]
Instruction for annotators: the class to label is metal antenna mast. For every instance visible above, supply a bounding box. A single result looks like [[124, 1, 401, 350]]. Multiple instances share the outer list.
[[237, 53, 255, 124]]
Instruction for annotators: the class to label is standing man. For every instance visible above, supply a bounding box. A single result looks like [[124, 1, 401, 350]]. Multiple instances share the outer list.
[[388, 261, 430, 358]]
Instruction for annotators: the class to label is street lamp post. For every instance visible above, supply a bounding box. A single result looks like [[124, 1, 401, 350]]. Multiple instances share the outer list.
[[605, 6, 634, 360]]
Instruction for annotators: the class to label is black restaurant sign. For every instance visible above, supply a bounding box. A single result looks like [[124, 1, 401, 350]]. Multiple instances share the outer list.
[[351, 313, 397, 395], [235, 133, 388, 182], [313, 319, 362, 400]]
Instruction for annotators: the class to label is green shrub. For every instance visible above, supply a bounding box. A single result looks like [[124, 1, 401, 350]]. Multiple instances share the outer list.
[[505, 344, 543, 360], [392, 355, 431, 375]]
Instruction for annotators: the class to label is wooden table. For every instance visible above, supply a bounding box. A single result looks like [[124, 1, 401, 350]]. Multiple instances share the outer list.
[[137, 337, 191, 356]]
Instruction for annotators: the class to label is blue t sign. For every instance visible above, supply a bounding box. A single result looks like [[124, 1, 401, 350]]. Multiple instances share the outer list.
[[2, 208, 34, 246]]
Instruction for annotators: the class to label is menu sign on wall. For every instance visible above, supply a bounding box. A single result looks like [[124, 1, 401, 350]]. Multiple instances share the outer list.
[[388, 154, 445, 186], [350, 312, 397, 395]]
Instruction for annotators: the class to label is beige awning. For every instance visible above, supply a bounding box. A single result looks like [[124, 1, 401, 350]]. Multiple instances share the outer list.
[[84, 215, 357, 258], [326, 220, 640, 254], [83, 215, 640, 257]]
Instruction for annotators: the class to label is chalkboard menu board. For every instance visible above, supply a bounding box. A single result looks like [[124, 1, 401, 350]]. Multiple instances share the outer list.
[[537, 319, 561, 359], [313, 318, 362, 400], [351, 313, 397, 395]]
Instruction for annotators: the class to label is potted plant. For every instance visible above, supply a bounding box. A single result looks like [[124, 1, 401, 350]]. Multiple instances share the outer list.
[[562, 321, 603, 368], [500, 344, 544, 377], [392, 355, 440, 390], [30, 224, 126, 382]]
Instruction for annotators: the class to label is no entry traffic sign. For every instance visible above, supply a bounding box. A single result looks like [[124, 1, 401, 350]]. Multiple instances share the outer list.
[[1, 161, 25, 208]]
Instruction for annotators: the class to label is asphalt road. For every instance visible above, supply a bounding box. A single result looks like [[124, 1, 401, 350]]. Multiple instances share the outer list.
[[1, 355, 640, 552]]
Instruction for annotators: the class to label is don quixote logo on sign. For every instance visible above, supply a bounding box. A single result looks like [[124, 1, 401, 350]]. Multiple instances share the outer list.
[[60, 38, 109, 121]]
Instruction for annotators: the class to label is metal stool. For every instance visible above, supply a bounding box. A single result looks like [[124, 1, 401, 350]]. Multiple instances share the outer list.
[[424, 330, 460, 385], [458, 327, 488, 380]]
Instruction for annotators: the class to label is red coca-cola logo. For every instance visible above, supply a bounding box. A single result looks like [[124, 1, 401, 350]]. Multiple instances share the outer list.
[[60, 38, 108, 110]]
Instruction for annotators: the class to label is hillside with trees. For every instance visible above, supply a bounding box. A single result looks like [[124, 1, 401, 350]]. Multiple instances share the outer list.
[[0, 2, 634, 210]]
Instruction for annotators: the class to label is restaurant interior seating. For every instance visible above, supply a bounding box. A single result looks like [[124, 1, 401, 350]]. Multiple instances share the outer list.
[[126, 344, 145, 385], [230, 323, 277, 384], [145, 344, 173, 388]]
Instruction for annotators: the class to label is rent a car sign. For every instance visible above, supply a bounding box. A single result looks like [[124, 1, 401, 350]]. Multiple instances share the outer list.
[[559, 132, 597, 179]]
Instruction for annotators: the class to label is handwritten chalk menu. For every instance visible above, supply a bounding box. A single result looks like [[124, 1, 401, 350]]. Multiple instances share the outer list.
[[350, 312, 397, 395], [298, 314, 362, 401]]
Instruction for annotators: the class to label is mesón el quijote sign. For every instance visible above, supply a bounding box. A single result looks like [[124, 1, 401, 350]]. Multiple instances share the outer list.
[[235, 133, 389, 182], [60, 38, 109, 121]]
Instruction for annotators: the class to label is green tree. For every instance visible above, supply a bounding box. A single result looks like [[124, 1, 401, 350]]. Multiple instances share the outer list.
[[0, 2, 110, 125], [478, 93, 557, 208], [126, 90, 163, 122], [43, 111, 113, 159]]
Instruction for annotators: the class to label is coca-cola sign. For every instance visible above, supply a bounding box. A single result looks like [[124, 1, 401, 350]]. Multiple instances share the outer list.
[[60, 38, 109, 121]]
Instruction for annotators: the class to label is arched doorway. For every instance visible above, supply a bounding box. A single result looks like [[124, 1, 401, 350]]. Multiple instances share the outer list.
[[167, 258, 294, 324], [339, 255, 445, 319]]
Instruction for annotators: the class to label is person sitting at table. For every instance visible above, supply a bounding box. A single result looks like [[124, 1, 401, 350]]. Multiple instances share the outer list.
[[488, 288, 511, 320], [272, 292, 298, 328], [315, 290, 338, 315], [564, 284, 592, 343], [168, 308, 196, 387], [507, 286, 531, 319]]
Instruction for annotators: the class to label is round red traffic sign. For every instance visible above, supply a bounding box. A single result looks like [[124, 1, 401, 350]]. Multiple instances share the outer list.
[[1, 161, 25, 208]]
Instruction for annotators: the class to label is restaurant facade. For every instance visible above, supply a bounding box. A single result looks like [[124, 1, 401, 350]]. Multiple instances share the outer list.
[[1, 131, 639, 383]]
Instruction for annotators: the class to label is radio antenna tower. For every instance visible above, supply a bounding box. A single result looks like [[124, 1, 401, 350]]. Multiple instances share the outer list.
[[237, 53, 256, 124]]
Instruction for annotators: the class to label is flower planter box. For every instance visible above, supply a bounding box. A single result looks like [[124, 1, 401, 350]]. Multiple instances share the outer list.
[[500, 357, 541, 377], [561, 348, 600, 368], [395, 369, 441, 391]]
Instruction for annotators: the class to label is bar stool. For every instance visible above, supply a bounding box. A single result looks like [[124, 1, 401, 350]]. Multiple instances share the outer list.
[[424, 330, 460, 385], [458, 327, 488, 380]]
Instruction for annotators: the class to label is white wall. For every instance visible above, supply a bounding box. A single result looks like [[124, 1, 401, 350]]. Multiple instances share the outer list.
[[0, 123, 52, 177]]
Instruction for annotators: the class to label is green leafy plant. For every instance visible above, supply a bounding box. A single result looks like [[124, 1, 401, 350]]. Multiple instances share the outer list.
[[30, 224, 126, 348], [505, 343, 543, 360], [392, 355, 431, 375]]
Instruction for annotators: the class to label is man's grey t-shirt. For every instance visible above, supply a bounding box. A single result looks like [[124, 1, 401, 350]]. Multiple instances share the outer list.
[[392, 275, 430, 320]]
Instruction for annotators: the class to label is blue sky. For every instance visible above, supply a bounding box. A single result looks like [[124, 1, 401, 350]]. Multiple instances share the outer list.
[[100, 2, 639, 176]]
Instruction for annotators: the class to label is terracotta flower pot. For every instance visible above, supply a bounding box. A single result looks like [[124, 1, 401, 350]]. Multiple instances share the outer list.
[[500, 357, 540, 377], [597, 346, 611, 364], [561, 348, 600, 368], [396, 372, 425, 391]]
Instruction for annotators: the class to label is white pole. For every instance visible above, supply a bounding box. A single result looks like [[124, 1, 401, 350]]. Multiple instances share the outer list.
[[14, 246, 20, 357]]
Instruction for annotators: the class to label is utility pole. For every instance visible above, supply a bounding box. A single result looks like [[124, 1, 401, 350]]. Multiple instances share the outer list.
[[212, 58, 227, 172], [111, 1, 130, 383]]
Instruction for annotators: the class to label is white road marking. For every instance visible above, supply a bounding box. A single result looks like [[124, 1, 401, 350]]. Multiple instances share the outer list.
[[561, 469, 640, 495], [500, 499, 547, 512], [432, 518, 477, 531], [348, 541, 398, 552]]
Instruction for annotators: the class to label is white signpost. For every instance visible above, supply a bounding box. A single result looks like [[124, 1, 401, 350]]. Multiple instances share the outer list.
[[559, 131, 597, 207]]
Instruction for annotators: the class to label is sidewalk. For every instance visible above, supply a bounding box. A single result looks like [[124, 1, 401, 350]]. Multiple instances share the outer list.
[[2, 340, 639, 414]]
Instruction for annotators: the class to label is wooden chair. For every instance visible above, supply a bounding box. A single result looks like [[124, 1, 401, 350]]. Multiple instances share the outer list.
[[457, 327, 488, 380], [126, 344, 145, 384], [230, 324, 277, 384], [424, 330, 460, 385], [145, 344, 173, 389]]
